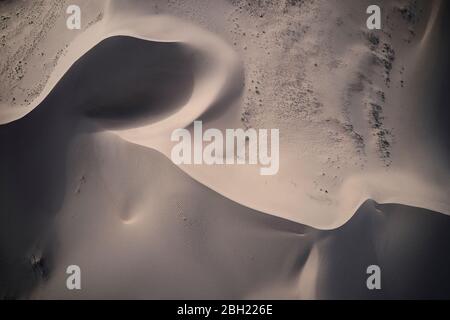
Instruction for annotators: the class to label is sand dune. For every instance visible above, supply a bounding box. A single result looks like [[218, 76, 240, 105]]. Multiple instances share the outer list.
[[0, 0, 449, 299], [2, 120, 450, 298], [2, 0, 448, 229]]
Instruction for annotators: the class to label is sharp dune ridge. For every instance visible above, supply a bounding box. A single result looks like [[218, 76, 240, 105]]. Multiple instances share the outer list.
[[0, 0, 449, 299], [1, 0, 448, 228]]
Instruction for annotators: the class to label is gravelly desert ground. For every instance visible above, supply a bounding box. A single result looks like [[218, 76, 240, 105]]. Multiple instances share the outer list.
[[0, 0, 449, 299], [0, 0, 105, 111]]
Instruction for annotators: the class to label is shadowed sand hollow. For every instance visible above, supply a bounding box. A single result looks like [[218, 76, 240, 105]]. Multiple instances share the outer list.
[[66, 36, 196, 129], [1, 1, 450, 299]]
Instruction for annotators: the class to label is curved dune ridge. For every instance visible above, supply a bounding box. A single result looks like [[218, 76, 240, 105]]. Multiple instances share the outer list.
[[0, 0, 450, 300], [1, 3, 449, 230]]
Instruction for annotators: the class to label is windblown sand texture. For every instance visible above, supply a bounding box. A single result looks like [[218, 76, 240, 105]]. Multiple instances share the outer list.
[[0, 0, 449, 299]]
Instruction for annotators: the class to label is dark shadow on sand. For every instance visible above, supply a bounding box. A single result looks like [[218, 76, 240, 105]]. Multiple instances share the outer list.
[[1, 35, 450, 299], [0, 35, 197, 298]]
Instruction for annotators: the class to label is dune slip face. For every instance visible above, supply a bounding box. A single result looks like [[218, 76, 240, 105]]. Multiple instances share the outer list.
[[0, 0, 449, 300]]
